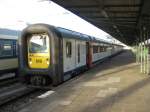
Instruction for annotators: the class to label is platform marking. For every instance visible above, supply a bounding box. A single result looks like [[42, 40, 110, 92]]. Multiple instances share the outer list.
[[59, 100, 72, 106], [83, 81, 107, 87], [96, 87, 118, 98], [96, 89, 108, 97], [95, 73, 103, 77], [106, 77, 120, 84], [37, 90, 55, 99], [83, 77, 120, 87], [19, 108, 29, 112]]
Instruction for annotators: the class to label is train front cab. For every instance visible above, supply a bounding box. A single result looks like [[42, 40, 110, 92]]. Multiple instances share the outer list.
[[28, 34, 50, 69], [19, 24, 63, 87]]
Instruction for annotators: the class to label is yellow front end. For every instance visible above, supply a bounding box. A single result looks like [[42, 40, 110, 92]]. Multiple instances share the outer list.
[[28, 33, 50, 69], [28, 53, 50, 69]]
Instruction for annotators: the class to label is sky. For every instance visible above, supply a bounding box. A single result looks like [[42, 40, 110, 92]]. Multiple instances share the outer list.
[[0, 0, 123, 44]]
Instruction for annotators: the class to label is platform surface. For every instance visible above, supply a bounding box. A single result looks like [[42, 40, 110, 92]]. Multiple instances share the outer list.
[[18, 51, 150, 112]]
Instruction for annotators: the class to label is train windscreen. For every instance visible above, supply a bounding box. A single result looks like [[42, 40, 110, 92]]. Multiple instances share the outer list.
[[29, 34, 49, 53]]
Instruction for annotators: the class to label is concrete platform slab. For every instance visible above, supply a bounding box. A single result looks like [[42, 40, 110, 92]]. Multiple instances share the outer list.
[[18, 51, 150, 112]]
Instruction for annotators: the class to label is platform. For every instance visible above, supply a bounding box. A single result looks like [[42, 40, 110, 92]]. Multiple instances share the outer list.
[[18, 51, 150, 112]]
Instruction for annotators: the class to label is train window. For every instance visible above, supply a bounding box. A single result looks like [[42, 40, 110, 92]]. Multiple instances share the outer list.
[[93, 46, 96, 53], [102, 46, 105, 52], [99, 46, 101, 52], [0, 40, 13, 57], [4, 44, 11, 50], [104, 46, 107, 52], [15, 41, 18, 56], [107, 46, 112, 50], [99, 46, 103, 52], [12, 40, 17, 56], [66, 41, 72, 58], [93, 45, 99, 53], [78, 44, 80, 63], [103, 46, 106, 52], [105, 46, 108, 51]]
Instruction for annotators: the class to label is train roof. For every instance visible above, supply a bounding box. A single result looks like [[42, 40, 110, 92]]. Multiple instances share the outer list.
[[22, 24, 123, 47], [0, 28, 21, 40], [0, 28, 21, 36], [56, 27, 120, 46], [57, 27, 91, 41], [56, 27, 114, 45], [91, 36, 111, 44]]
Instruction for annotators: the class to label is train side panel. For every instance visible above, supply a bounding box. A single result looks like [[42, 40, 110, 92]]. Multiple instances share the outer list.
[[111, 45, 123, 55], [63, 38, 76, 74], [62, 38, 87, 80], [92, 42, 109, 63], [0, 59, 18, 70], [0, 37, 18, 75]]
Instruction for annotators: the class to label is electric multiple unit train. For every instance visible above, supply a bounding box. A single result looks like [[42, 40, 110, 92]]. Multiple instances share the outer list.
[[0, 28, 20, 77], [18, 24, 123, 87]]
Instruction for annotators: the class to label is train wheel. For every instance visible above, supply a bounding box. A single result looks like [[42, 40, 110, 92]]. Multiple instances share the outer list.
[[30, 76, 51, 86]]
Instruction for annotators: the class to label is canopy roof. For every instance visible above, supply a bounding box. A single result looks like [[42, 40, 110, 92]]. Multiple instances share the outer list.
[[52, 0, 150, 45]]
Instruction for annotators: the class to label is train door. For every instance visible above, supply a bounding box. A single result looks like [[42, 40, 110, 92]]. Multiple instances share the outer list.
[[63, 38, 76, 75], [86, 42, 92, 68], [53, 33, 64, 85], [75, 40, 86, 68]]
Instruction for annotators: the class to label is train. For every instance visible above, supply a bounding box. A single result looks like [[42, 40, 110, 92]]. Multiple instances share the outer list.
[[0, 28, 20, 77], [18, 24, 123, 87]]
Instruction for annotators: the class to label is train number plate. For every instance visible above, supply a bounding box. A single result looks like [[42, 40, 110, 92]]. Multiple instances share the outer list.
[[36, 59, 42, 63]]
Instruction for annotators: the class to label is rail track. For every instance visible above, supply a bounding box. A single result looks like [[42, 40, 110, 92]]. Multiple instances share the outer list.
[[0, 77, 18, 87], [0, 80, 36, 106]]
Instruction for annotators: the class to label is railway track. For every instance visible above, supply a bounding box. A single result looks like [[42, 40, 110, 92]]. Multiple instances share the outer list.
[[0, 77, 18, 87], [0, 82, 36, 106]]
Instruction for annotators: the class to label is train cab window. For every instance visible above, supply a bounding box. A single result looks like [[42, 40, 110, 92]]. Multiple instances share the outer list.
[[78, 44, 80, 63], [0, 40, 13, 57], [66, 41, 72, 58], [29, 34, 49, 53]]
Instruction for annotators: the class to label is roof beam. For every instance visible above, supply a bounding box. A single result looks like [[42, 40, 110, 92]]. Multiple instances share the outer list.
[[94, 0, 125, 39], [65, 4, 141, 9], [79, 10, 138, 14], [136, 0, 145, 27], [89, 19, 137, 29], [51, 0, 141, 45], [84, 16, 137, 19], [78, 10, 138, 14]]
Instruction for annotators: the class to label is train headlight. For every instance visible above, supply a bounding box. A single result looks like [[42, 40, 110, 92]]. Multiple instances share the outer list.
[[29, 61, 32, 64], [46, 58, 49, 65], [29, 58, 32, 64], [46, 61, 49, 65]]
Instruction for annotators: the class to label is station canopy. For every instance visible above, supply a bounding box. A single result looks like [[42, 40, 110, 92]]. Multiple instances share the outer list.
[[51, 0, 150, 45]]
